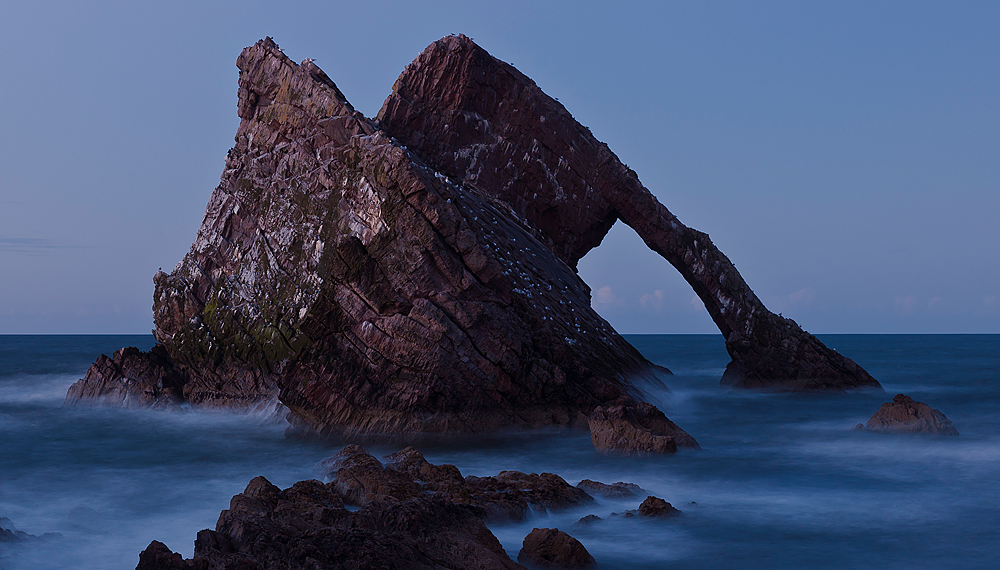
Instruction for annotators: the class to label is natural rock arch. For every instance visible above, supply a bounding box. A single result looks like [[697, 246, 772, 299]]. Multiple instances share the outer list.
[[377, 35, 880, 391]]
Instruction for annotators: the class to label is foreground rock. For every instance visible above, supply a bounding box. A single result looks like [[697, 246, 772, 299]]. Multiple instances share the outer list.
[[324, 445, 593, 521], [378, 35, 880, 392], [136, 476, 522, 570], [855, 394, 959, 435], [518, 528, 596, 569], [68, 36, 695, 453]]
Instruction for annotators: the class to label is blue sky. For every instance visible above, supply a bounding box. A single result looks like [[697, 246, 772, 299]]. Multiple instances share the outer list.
[[0, 1, 997, 334]]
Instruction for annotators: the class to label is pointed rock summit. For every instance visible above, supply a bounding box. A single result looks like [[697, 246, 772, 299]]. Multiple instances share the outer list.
[[68, 34, 879, 452]]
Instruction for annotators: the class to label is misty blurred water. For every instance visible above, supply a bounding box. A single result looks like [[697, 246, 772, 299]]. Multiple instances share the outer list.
[[0, 334, 997, 569]]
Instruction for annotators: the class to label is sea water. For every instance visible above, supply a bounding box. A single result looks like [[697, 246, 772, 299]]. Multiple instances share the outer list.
[[0, 334, 997, 569]]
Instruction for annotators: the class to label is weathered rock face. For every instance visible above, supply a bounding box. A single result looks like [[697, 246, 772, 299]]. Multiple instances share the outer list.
[[377, 35, 881, 392], [136, 475, 524, 570], [70, 37, 697, 452], [588, 399, 699, 453], [517, 528, 596, 569], [65, 345, 188, 409], [857, 394, 959, 435], [323, 445, 594, 522]]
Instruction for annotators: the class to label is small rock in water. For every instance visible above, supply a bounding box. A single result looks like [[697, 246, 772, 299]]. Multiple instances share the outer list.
[[638, 496, 682, 518], [322, 445, 593, 522], [572, 514, 602, 529], [576, 479, 643, 499], [858, 394, 959, 435], [518, 528, 596, 569]]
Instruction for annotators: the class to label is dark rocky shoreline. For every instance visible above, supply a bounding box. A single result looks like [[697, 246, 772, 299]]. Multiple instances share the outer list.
[[136, 445, 678, 570]]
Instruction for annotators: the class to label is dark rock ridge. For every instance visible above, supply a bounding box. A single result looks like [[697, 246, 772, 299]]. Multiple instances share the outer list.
[[67, 36, 697, 452], [65, 345, 188, 410], [855, 394, 959, 435], [376, 35, 881, 392], [518, 528, 596, 569], [135, 475, 523, 570], [575, 479, 642, 499], [323, 445, 593, 522]]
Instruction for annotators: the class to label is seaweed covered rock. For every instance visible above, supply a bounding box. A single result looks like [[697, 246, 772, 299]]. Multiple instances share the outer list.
[[70, 37, 692, 452], [135, 476, 522, 570], [857, 394, 959, 435], [377, 34, 880, 392]]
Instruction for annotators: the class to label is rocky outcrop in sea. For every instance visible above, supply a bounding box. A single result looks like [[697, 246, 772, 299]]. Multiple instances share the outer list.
[[67, 34, 880, 453], [136, 445, 617, 570], [855, 393, 959, 435]]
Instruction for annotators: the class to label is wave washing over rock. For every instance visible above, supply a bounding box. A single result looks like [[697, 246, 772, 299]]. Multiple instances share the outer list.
[[66, 35, 879, 455]]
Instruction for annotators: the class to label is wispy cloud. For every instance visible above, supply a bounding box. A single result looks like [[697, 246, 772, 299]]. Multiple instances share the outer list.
[[0, 237, 86, 255], [593, 285, 623, 307], [640, 289, 665, 311]]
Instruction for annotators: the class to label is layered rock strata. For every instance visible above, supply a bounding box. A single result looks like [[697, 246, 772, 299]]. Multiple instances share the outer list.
[[575, 479, 642, 499], [518, 528, 596, 569], [65, 345, 188, 410], [68, 37, 696, 452], [855, 393, 959, 435], [377, 35, 881, 392]]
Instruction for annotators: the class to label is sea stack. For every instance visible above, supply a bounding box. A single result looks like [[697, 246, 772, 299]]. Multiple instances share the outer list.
[[69, 34, 881, 451]]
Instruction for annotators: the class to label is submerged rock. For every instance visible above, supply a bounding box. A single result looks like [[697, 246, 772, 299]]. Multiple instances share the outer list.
[[517, 528, 596, 569], [135, 476, 522, 570], [323, 445, 593, 522], [857, 394, 959, 435], [576, 479, 643, 499]]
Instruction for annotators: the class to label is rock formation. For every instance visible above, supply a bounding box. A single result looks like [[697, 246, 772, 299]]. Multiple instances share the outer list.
[[135, 475, 523, 570], [855, 394, 959, 435], [65, 345, 188, 410], [322, 445, 593, 522], [72, 32, 882, 455], [67, 36, 696, 453], [376, 35, 881, 392], [575, 479, 642, 499], [636, 496, 682, 518], [517, 528, 596, 569]]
